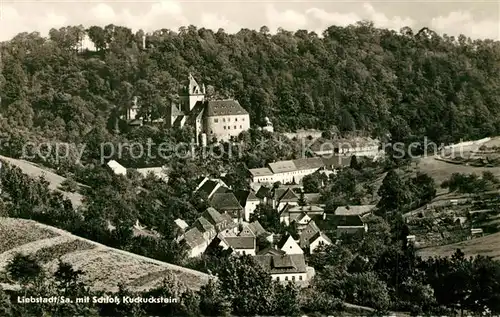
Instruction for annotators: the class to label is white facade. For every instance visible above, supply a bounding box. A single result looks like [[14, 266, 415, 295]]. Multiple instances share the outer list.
[[271, 272, 308, 283], [188, 241, 209, 258], [107, 160, 127, 176], [309, 235, 331, 254], [244, 199, 260, 222], [205, 114, 251, 142], [280, 236, 303, 255]]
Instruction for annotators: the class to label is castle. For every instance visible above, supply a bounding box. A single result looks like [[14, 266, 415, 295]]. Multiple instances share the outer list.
[[166, 74, 251, 144]]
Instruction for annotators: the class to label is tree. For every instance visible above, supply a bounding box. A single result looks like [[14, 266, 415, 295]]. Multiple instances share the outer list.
[[216, 256, 274, 315], [350, 155, 360, 170], [6, 253, 43, 285], [0, 287, 12, 317], [302, 173, 323, 193], [298, 191, 307, 206], [59, 177, 79, 193], [198, 280, 231, 317], [377, 169, 411, 213]]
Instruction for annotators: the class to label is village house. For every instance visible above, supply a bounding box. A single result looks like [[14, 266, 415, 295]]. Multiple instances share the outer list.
[[255, 186, 273, 206], [167, 74, 251, 143], [235, 190, 260, 221], [180, 208, 238, 258], [276, 234, 303, 255], [182, 227, 209, 258], [333, 205, 375, 238], [209, 193, 244, 223], [239, 221, 273, 243], [135, 167, 169, 183], [217, 235, 257, 256], [280, 205, 325, 227], [275, 188, 300, 211], [194, 177, 231, 199], [106, 160, 127, 176], [248, 157, 326, 185], [254, 253, 309, 284], [299, 220, 332, 254]]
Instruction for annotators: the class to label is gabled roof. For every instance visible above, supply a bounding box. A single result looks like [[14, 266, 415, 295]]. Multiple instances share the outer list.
[[174, 218, 189, 230], [194, 217, 215, 232], [256, 186, 273, 199], [183, 227, 206, 248], [248, 221, 268, 237], [336, 215, 365, 227], [299, 222, 321, 248], [107, 160, 126, 174], [310, 231, 333, 245], [234, 190, 259, 207], [268, 160, 297, 174], [292, 157, 325, 171], [276, 233, 294, 249], [249, 168, 274, 177], [334, 205, 375, 216], [254, 254, 307, 274], [210, 193, 242, 211], [278, 188, 299, 202], [223, 236, 255, 250], [304, 193, 321, 205], [202, 207, 226, 225], [295, 212, 311, 223], [197, 180, 218, 197], [170, 103, 184, 116], [287, 205, 324, 214], [204, 100, 249, 116], [257, 247, 286, 256]]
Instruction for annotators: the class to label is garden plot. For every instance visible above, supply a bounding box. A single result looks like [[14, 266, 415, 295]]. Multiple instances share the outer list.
[[0, 218, 60, 253], [0, 217, 212, 292], [51, 249, 172, 292]]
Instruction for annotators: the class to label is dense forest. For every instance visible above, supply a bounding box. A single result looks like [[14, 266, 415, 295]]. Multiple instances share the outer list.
[[0, 22, 500, 151]]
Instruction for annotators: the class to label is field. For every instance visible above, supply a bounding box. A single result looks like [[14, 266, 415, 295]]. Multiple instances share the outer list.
[[415, 156, 500, 187], [417, 231, 500, 261], [0, 155, 85, 208], [0, 217, 212, 292]]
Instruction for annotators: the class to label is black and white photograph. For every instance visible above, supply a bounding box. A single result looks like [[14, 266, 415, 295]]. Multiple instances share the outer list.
[[0, 0, 499, 316]]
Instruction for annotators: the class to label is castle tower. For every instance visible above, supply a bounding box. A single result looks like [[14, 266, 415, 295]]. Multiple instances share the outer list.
[[179, 73, 205, 113]]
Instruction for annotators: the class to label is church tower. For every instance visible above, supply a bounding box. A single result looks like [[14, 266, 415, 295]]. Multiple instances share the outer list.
[[179, 73, 205, 113]]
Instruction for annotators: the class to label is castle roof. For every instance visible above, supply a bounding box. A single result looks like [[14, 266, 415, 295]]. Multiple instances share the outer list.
[[204, 100, 249, 116]]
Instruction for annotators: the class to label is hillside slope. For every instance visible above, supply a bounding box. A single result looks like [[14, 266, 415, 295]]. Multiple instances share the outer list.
[[417, 231, 500, 261], [0, 217, 212, 292], [0, 155, 84, 208]]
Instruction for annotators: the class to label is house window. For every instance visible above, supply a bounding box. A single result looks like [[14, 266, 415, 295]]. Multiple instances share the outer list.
[[242, 118, 245, 121], [235, 118, 238, 121], [227, 118, 230, 122], [276, 277, 280, 281], [292, 276, 296, 281], [211, 130, 213, 134], [240, 125, 242, 129], [299, 276, 303, 281], [214, 118, 218, 123], [223, 118, 226, 122], [223, 126, 226, 129], [228, 126, 230, 129], [285, 276, 289, 281], [242, 251, 246, 255], [234, 126, 236, 129]]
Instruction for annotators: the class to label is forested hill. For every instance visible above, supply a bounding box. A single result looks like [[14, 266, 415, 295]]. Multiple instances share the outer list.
[[1, 23, 500, 146]]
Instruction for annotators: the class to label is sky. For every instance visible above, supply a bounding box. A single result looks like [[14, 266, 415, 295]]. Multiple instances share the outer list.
[[0, 0, 499, 41]]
